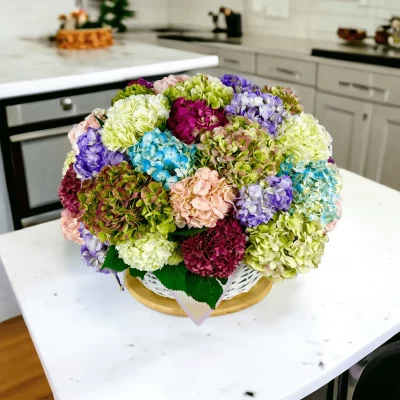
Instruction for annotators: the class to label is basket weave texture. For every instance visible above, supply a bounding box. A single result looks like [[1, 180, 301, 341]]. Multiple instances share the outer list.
[[55, 28, 113, 50], [140, 263, 262, 301]]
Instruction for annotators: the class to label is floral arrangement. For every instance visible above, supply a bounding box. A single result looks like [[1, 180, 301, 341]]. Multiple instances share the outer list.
[[59, 73, 342, 311]]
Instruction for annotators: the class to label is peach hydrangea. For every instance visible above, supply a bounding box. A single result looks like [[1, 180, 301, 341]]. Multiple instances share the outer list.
[[169, 167, 237, 228], [325, 200, 342, 232], [60, 209, 83, 244], [153, 74, 190, 94]]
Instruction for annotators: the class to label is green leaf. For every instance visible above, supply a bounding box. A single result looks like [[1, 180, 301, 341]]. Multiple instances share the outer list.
[[185, 272, 224, 310], [153, 263, 187, 291], [101, 245, 129, 272], [169, 227, 208, 237], [129, 267, 146, 279], [218, 278, 228, 285], [95, 116, 105, 127]]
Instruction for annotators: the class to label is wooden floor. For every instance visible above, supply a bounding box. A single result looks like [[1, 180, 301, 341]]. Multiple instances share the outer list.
[[0, 316, 53, 400]]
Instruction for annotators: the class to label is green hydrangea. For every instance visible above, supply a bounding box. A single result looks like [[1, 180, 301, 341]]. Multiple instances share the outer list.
[[111, 84, 155, 105], [262, 85, 303, 115], [116, 232, 182, 271], [196, 117, 283, 187], [244, 212, 328, 282], [164, 74, 233, 109], [62, 150, 76, 176], [276, 113, 332, 164], [136, 181, 176, 235], [78, 162, 175, 245], [102, 94, 170, 152]]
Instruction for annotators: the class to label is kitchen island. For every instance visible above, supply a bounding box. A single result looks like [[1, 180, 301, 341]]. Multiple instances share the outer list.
[[0, 169, 399, 400], [0, 36, 218, 322]]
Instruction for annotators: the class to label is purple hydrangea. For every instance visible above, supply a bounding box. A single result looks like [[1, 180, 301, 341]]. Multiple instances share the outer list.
[[220, 74, 259, 93], [235, 176, 293, 228], [74, 128, 126, 180], [225, 91, 286, 137], [79, 225, 111, 274]]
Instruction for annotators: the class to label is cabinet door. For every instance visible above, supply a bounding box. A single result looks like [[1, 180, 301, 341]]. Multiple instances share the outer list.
[[315, 92, 372, 175], [365, 105, 400, 191]]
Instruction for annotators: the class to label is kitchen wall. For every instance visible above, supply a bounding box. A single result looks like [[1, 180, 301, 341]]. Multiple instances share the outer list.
[[168, 0, 400, 40]]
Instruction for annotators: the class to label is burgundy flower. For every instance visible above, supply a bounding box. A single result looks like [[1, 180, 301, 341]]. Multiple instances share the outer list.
[[58, 165, 82, 216], [167, 98, 228, 145], [181, 218, 247, 278], [127, 78, 153, 89]]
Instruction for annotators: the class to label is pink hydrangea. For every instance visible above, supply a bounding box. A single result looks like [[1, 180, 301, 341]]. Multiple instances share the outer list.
[[153, 74, 190, 94], [68, 108, 105, 154], [60, 210, 83, 244], [169, 167, 237, 228], [325, 200, 342, 232], [167, 98, 228, 144]]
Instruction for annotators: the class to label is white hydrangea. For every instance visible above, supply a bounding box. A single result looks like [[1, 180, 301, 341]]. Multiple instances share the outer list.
[[101, 94, 170, 152]]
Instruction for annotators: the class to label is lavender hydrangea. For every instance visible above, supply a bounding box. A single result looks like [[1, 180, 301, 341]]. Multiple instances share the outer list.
[[74, 128, 125, 180], [225, 91, 287, 137], [235, 175, 293, 228], [220, 74, 259, 93], [79, 225, 111, 274]]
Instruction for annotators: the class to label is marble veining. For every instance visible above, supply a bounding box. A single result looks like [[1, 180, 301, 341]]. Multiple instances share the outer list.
[[0, 169, 400, 400], [0, 35, 218, 99]]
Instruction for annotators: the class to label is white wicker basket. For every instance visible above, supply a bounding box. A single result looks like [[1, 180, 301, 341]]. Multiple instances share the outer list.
[[140, 263, 261, 301]]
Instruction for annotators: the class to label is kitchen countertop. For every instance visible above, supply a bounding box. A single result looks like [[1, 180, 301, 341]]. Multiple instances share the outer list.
[[157, 31, 400, 76], [1, 169, 400, 400], [0, 35, 218, 100]]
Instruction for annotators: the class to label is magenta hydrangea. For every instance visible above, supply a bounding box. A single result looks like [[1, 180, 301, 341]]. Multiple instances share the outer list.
[[167, 98, 228, 144]]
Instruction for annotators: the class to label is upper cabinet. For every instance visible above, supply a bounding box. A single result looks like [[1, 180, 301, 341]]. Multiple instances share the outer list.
[[315, 92, 372, 175], [364, 105, 400, 191]]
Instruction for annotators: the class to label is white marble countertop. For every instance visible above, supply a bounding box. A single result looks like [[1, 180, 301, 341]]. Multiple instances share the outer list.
[[1, 169, 400, 400], [0, 36, 218, 100]]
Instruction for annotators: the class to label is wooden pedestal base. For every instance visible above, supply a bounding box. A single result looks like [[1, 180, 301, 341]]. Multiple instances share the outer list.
[[125, 273, 273, 317]]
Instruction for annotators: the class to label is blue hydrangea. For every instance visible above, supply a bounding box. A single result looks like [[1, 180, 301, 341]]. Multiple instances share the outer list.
[[279, 159, 342, 225], [128, 128, 196, 189], [220, 74, 260, 93]]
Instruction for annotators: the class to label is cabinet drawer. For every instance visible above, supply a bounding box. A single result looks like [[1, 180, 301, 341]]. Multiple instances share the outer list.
[[219, 49, 256, 74], [6, 89, 116, 127], [256, 54, 316, 86]]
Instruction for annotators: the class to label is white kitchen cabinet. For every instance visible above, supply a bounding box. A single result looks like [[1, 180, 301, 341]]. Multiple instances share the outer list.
[[364, 105, 400, 191], [315, 92, 372, 175]]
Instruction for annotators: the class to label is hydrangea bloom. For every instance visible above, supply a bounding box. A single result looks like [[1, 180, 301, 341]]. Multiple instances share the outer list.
[[79, 226, 111, 273], [225, 90, 286, 137], [128, 128, 196, 189], [164, 74, 233, 109], [167, 98, 228, 144], [68, 109, 105, 154], [62, 151, 76, 176], [169, 167, 237, 228], [181, 218, 246, 278], [60, 210, 83, 244], [325, 200, 342, 232], [111, 83, 155, 105], [276, 113, 332, 164], [196, 117, 283, 187], [280, 159, 342, 226], [244, 212, 328, 282], [101, 94, 170, 152], [220, 74, 259, 93], [116, 233, 182, 272], [58, 165, 82, 216], [153, 74, 190, 94], [262, 86, 303, 115], [235, 175, 293, 228], [78, 162, 149, 244], [74, 128, 126, 180], [127, 78, 154, 89]]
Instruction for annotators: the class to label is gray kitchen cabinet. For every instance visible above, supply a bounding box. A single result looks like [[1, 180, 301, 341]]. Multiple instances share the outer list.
[[315, 92, 372, 175], [364, 105, 400, 191]]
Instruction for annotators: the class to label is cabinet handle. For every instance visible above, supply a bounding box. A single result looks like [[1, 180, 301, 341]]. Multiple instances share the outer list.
[[223, 58, 239, 64], [339, 81, 387, 94], [60, 98, 74, 111], [363, 113, 368, 121], [274, 67, 299, 77]]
